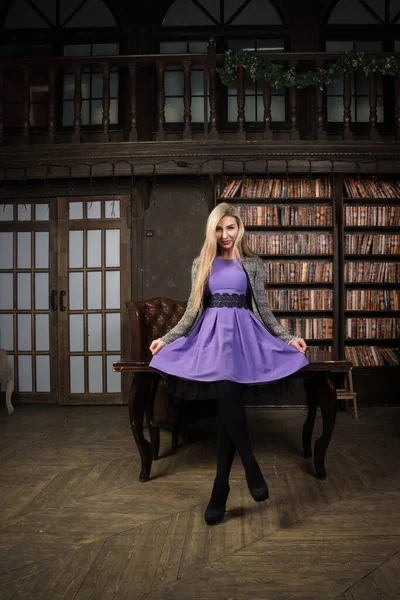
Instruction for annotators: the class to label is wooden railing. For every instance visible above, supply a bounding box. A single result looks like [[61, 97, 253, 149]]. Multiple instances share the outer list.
[[1, 46, 400, 145]]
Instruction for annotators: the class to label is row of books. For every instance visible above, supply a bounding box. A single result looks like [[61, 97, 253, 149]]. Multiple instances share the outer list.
[[346, 290, 400, 311], [344, 179, 400, 199], [217, 178, 333, 199], [344, 262, 400, 283], [345, 346, 400, 367], [345, 318, 400, 338], [344, 206, 400, 227], [278, 318, 333, 339], [247, 233, 333, 255], [344, 234, 400, 255], [237, 205, 332, 227], [266, 289, 333, 311], [264, 262, 333, 283]]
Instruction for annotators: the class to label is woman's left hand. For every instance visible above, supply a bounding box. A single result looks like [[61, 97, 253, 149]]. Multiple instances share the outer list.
[[289, 337, 307, 354]]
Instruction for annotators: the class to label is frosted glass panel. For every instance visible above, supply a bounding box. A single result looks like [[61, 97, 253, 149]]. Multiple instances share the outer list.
[[18, 314, 32, 351], [69, 202, 83, 219], [87, 230, 102, 267], [165, 71, 183, 96], [165, 97, 184, 122], [69, 272, 84, 310], [17, 232, 31, 269], [17, 273, 31, 310], [0, 274, 13, 309], [87, 201, 101, 219], [70, 356, 84, 393], [105, 271, 120, 309], [36, 355, 50, 392], [192, 97, 206, 122], [35, 204, 50, 221], [87, 272, 102, 309], [0, 233, 14, 268], [88, 355, 103, 393], [69, 231, 84, 268], [0, 205, 13, 221], [35, 272, 49, 309], [88, 313, 102, 351], [18, 355, 32, 392], [106, 355, 121, 392], [35, 314, 49, 351], [0, 314, 14, 350], [105, 201, 120, 218], [17, 204, 31, 221], [69, 314, 84, 352], [191, 70, 204, 95], [105, 230, 120, 267], [106, 313, 120, 351], [35, 232, 49, 269]]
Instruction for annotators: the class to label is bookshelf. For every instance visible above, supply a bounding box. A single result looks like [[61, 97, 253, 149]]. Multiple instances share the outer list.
[[215, 177, 338, 354], [342, 177, 400, 369]]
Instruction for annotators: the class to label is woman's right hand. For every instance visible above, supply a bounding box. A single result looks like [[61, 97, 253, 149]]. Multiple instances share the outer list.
[[149, 338, 166, 355]]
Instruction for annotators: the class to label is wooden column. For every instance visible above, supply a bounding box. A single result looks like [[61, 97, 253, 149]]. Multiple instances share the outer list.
[[101, 61, 111, 142], [128, 62, 138, 141], [183, 59, 192, 140], [368, 71, 379, 141], [343, 72, 353, 140], [289, 60, 299, 140], [22, 65, 30, 144], [237, 65, 246, 141], [263, 80, 273, 141], [208, 37, 218, 140], [72, 63, 82, 143], [156, 61, 166, 141], [0, 65, 4, 147], [315, 60, 326, 140], [48, 65, 56, 144]]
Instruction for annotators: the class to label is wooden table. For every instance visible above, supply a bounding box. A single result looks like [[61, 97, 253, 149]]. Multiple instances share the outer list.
[[113, 350, 352, 483]]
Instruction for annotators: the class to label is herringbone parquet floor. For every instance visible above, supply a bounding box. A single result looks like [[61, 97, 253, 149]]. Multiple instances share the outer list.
[[0, 404, 399, 600]]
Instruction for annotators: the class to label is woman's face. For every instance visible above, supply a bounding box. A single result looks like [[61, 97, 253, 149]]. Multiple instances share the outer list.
[[216, 216, 239, 251]]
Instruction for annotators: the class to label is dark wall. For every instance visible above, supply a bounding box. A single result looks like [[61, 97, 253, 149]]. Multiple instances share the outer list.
[[143, 176, 213, 300]]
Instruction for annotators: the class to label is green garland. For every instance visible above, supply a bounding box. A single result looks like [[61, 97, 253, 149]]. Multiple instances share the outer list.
[[217, 51, 400, 89]]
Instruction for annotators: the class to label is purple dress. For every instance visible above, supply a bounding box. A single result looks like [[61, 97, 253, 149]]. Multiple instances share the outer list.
[[150, 257, 309, 401]]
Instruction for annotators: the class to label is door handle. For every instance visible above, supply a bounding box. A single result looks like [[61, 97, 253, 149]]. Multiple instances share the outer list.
[[59, 290, 66, 312], [51, 290, 58, 311]]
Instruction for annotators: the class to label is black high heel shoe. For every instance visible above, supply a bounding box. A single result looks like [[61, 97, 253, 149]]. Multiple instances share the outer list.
[[246, 460, 269, 502], [204, 484, 230, 525]]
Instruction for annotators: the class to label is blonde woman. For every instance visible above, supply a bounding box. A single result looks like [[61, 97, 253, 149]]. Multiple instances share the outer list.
[[150, 203, 308, 525]]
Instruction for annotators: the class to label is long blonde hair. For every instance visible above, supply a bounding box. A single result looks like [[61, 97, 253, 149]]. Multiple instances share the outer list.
[[191, 202, 257, 313]]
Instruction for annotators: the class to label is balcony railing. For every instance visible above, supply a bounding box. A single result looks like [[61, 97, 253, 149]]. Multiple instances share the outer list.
[[1, 46, 400, 145]]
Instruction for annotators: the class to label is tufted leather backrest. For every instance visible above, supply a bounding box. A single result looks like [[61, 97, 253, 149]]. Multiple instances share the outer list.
[[126, 298, 187, 362]]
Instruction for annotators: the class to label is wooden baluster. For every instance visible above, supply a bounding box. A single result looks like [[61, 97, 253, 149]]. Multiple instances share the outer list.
[[289, 60, 299, 140], [237, 65, 246, 141], [183, 59, 192, 140], [315, 59, 326, 140], [48, 65, 56, 144], [101, 61, 110, 142], [72, 63, 82, 143], [22, 65, 30, 144], [156, 61, 166, 141], [263, 80, 273, 141], [0, 65, 4, 147], [368, 71, 379, 141], [128, 62, 138, 141], [396, 77, 400, 141], [207, 37, 218, 140], [343, 72, 353, 140]]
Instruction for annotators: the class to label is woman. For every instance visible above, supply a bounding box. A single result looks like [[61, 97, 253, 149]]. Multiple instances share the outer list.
[[150, 203, 308, 525]]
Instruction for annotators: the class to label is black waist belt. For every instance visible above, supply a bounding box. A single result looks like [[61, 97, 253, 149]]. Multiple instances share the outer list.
[[206, 293, 249, 309]]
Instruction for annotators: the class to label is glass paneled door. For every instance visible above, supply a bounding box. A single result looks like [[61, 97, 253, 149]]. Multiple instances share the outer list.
[[57, 196, 131, 404], [0, 200, 57, 402]]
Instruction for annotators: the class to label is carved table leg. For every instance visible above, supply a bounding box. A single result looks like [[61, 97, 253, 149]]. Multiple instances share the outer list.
[[129, 372, 153, 482], [146, 376, 161, 460], [303, 375, 318, 459], [314, 373, 337, 480]]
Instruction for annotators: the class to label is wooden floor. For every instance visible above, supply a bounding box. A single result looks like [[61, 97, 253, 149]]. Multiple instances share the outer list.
[[0, 404, 399, 600]]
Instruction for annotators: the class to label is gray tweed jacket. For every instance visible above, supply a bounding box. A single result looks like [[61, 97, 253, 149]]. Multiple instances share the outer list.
[[160, 256, 296, 345]]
